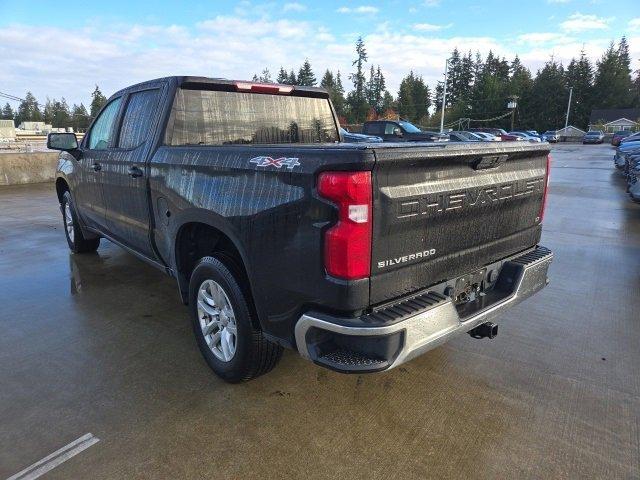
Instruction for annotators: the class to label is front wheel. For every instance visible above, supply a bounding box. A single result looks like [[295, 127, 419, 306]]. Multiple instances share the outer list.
[[189, 256, 282, 383], [61, 191, 100, 253]]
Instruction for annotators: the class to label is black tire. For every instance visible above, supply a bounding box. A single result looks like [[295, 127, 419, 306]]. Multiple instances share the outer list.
[[189, 256, 283, 383], [61, 191, 100, 254]]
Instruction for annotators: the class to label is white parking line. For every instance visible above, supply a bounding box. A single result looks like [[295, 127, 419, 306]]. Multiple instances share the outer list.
[[6, 433, 99, 480]]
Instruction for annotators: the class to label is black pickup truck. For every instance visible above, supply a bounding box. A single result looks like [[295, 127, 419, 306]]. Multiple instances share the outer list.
[[49, 76, 553, 382]]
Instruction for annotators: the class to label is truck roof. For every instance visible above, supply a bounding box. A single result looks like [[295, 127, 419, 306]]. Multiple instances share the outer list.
[[110, 76, 328, 100]]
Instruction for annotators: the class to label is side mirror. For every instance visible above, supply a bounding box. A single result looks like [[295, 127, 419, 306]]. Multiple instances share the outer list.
[[393, 127, 403, 137], [47, 133, 78, 151]]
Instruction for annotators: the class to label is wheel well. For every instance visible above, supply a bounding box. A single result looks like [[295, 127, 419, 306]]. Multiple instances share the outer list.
[[55, 178, 69, 203], [174, 222, 259, 326]]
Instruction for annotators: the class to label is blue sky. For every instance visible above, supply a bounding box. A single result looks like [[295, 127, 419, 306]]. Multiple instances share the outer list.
[[1, 0, 639, 107]]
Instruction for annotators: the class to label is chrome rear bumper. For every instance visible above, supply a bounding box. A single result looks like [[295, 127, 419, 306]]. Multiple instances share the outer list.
[[295, 246, 553, 373]]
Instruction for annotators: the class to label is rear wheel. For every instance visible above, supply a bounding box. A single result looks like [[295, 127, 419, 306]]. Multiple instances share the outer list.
[[61, 191, 100, 253], [189, 256, 282, 383]]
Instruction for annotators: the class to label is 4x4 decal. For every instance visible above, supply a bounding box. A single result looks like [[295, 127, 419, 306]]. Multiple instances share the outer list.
[[249, 156, 300, 170]]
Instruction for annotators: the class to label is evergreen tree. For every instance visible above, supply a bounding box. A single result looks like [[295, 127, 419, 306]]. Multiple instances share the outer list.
[[397, 75, 416, 122], [297, 59, 316, 86], [277, 67, 290, 84], [43, 98, 54, 124], [51, 98, 71, 127], [593, 38, 634, 109], [288, 70, 297, 85], [469, 51, 511, 127], [347, 37, 369, 123], [508, 55, 533, 128], [1, 103, 14, 120], [365, 65, 388, 114], [396, 72, 430, 123], [252, 68, 273, 83], [16, 92, 43, 124], [633, 67, 640, 108], [90, 85, 107, 119], [71, 103, 90, 131], [320, 69, 346, 117], [445, 48, 461, 107], [565, 50, 594, 130], [411, 73, 431, 123], [528, 60, 568, 131]]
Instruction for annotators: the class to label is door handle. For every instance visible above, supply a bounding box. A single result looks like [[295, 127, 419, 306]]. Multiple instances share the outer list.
[[128, 166, 143, 178], [91, 163, 101, 171]]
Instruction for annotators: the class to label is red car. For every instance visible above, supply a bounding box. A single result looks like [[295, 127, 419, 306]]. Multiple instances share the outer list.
[[611, 130, 632, 146]]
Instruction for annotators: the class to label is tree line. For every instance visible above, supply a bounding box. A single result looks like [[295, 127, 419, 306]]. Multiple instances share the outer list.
[[254, 36, 640, 131], [1, 86, 108, 131], [4, 36, 639, 132]]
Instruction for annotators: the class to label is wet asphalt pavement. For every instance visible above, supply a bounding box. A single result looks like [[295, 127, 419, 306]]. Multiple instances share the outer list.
[[0, 143, 639, 479]]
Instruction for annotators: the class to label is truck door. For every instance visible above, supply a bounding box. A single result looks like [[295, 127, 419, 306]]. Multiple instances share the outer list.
[[75, 97, 123, 231], [100, 87, 162, 258]]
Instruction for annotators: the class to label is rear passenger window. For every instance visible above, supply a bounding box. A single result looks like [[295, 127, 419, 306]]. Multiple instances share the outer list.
[[88, 98, 121, 150], [367, 123, 384, 135], [118, 89, 160, 148]]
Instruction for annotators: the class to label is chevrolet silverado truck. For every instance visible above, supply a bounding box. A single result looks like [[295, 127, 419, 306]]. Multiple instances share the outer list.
[[49, 76, 553, 383]]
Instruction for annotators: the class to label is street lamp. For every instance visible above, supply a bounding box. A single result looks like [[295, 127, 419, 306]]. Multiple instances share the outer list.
[[439, 58, 449, 133], [507, 96, 518, 131], [564, 86, 573, 129]]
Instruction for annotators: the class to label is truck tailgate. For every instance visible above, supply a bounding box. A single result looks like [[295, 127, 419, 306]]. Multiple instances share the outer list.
[[370, 143, 550, 304]]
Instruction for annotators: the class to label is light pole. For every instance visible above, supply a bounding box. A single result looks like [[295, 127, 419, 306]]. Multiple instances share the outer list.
[[564, 86, 573, 129], [439, 58, 449, 133], [507, 96, 518, 131]]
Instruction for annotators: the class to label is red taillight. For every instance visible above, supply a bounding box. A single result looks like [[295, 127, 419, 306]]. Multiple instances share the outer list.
[[318, 171, 372, 280], [539, 154, 551, 222], [233, 81, 294, 94]]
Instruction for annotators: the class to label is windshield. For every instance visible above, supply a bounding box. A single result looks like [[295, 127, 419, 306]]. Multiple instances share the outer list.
[[397, 121, 421, 133], [166, 89, 339, 145]]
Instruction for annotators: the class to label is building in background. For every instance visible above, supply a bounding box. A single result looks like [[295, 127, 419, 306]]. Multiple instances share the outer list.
[[589, 109, 640, 133], [0, 119, 16, 141], [556, 125, 586, 142]]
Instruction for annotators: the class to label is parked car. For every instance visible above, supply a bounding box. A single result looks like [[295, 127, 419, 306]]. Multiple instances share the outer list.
[[362, 120, 448, 142], [472, 131, 501, 141], [613, 141, 640, 171], [628, 157, 640, 202], [611, 130, 632, 146], [509, 131, 542, 143], [340, 127, 383, 143], [449, 131, 482, 142], [620, 131, 640, 145], [583, 131, 604, 144], [542, 131, 559, 143], [49, 76, 552, 382], [469, 127, 521, 141]]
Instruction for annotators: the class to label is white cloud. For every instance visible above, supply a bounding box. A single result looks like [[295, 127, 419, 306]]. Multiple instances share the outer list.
[[412, 22, 452, 32], [283, 2, 306, 12], [336, 5, 379, 14], [0, 16, 637, 109], [629, 18, 640, 30], [517, 32, 574, 45], [560, 13, 612, 32]]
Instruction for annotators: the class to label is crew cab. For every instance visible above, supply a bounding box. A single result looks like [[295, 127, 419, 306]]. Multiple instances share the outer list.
[[50, 76, 553, 382]]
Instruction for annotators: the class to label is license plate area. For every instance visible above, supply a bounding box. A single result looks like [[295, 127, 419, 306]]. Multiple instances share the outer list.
[[450, 268, 488, 306]]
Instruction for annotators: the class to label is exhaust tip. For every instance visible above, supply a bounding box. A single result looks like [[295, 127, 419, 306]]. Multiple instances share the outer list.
[[468, 322, 498, 339]]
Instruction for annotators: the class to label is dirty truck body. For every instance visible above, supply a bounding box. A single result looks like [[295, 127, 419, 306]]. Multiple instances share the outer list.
[[53, 76, 553, 382]]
